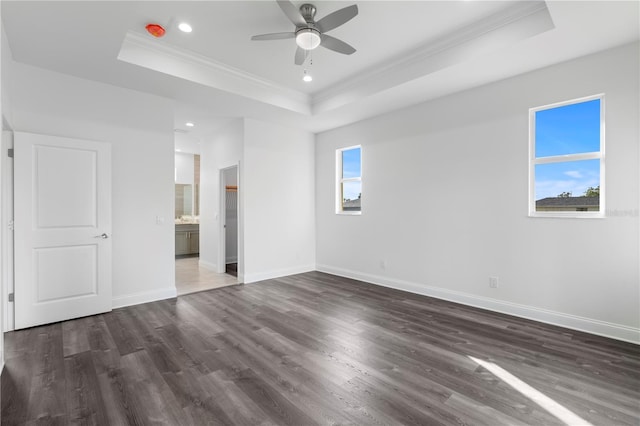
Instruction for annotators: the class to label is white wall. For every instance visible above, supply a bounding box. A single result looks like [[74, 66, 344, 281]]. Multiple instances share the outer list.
[[243, 118, 316, 283], [200, 118, 316, 283], [6, 60, 177, 309], [199, 119, 244, 274], [316, 42, 640, 343], [1, 26, 11, 130], [174, 152, 195, 185]]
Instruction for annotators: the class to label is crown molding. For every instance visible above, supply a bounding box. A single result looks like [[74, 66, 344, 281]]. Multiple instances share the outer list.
[[311, 1, 554, 114], [118, 31, 312, 115]]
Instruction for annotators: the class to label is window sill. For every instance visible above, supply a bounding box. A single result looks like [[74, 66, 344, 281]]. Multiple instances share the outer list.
[[529, 212, 604, 219]]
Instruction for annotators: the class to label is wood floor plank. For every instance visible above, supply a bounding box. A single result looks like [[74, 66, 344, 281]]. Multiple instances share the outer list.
[[96, 369, 146, 426], [231, 368, 318, 426], [2, 271, 639, 425], [196, 370, 272, 426], [1, 328, 39, 425], [26, 325, 66, 423], [1, 358, 30, 425], [84, 316, 121, 376], [154, 323, 221, 375], [62, 319, 91, 358], [118, 350, 186, 425], [64, 350, 109, 425], [102, 309, 144, 357]]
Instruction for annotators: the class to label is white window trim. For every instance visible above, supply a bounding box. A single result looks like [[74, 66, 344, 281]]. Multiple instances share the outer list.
[[528, 94, 605, 219], [336, 145, 362, 215]]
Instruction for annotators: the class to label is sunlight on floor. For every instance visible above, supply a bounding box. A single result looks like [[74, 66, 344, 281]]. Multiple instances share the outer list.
[[468, 356, 593, 426]]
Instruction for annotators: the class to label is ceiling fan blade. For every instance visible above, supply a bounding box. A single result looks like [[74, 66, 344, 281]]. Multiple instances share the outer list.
[[294, 47, 309, 65], [251, 32, 295, 41], [316, 5, 358, 33], [277, 0, 307, 27], [320, 35, 356, 55]]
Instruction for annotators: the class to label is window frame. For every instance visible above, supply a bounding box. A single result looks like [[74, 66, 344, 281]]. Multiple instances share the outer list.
[[336, 145, 362, 215], [529, 94, 605, 219]]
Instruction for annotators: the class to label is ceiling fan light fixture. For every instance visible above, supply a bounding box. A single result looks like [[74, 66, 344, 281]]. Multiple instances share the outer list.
[[296, 28, 321, 50]]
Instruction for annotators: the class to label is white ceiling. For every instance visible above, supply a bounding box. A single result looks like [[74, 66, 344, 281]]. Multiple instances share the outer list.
[[2, 1, 639, 138]]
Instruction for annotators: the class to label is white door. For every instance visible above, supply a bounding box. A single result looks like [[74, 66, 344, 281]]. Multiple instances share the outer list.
[[14, 132, 112, 329]]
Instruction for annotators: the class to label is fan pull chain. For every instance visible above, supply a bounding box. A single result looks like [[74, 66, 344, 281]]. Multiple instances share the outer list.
[[303, 52, 314, 82]]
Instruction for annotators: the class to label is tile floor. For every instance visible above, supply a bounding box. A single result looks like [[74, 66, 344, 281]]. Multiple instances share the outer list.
[[175, 256, 239, 296]]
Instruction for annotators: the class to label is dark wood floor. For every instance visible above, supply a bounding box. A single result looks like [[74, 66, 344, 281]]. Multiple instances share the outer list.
[[2, 271, 639, 425]]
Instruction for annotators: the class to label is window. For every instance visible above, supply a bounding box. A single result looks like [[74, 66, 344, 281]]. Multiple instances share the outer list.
[[529, 95, 604, 217], [336, 146, 361, 214]]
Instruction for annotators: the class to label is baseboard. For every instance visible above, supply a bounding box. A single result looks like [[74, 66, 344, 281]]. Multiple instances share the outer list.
[[316, 264, 640, 344], [112, 286, 177, 309], [198, 259, 217, 272], [244, 264, 316, 284], [225, 257, 238, 264]]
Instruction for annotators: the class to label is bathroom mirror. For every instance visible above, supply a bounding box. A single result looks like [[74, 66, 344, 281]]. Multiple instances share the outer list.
[[175, 153, 200, 224]]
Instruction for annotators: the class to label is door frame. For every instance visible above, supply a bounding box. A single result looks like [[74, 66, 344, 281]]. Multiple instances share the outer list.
[[218, 164, 241, 279], [1, 131, 14, 331]]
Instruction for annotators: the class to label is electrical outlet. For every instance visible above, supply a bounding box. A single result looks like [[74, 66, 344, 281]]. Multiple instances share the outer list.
[[489, 276, 499, 288], [379, 260, 386, 270]]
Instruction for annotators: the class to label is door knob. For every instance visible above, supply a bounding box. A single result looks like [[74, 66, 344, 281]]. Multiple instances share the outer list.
[[94, 233, 109, 239]]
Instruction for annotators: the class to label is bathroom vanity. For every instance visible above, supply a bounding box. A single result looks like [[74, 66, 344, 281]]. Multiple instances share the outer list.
[[175, 223, 199, 255]]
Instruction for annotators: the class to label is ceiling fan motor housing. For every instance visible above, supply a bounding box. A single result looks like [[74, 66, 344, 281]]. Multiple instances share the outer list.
[[299, 4, 317, 23]]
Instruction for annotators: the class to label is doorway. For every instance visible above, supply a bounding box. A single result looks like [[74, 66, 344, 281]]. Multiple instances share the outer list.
[[221, 166, 238, 278], [174, 148, 239, 296]]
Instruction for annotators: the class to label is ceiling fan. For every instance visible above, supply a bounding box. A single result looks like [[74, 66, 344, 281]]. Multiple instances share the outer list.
[[251, 1, 358, 65]]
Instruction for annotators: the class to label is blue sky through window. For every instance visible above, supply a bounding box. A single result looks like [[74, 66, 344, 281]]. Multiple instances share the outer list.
[[535, 99, 600, 157], [534, 99, 601, 200], [342, 148, 361, 179]]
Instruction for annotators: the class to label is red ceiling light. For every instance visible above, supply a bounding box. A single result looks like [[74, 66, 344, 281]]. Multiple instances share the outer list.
[[145, 23, 166, 38]]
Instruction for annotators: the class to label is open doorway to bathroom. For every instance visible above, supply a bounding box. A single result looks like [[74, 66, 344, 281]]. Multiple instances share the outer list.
[[174, 140, 238, 296], [175, 150, 204, 294]]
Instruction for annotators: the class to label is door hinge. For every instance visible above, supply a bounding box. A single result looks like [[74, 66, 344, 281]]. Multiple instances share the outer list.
[[7, 148, 13, 158], [8, 220, 14, 231], [8, 293, 14, 302]]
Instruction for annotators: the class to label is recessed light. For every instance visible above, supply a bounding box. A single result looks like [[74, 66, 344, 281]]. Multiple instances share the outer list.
[[303, 74, 313, 82], [175, 149, 182, 152], [178, 22, 193, 33], [185, 122, 195, 127]]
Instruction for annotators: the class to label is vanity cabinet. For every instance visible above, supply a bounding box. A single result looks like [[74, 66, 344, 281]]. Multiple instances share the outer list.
[[175, 224, 199, 255]]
